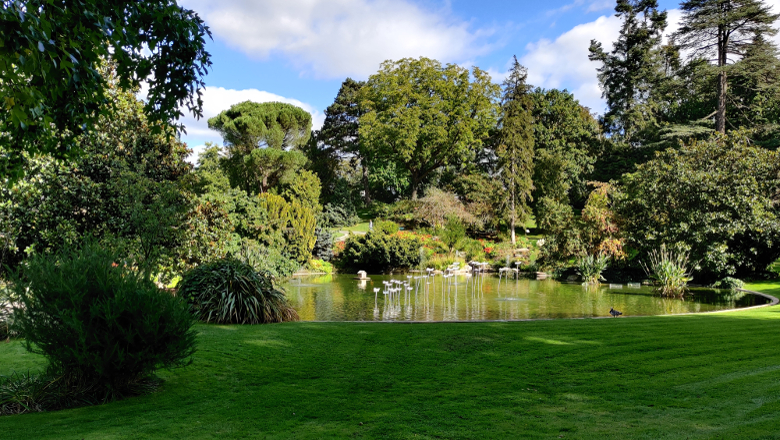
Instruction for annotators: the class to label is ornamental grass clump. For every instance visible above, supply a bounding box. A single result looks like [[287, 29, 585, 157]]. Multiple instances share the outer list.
[[641, 245, 694, 297], [577, 253, 610, 284], [2, 242, 196, 415], [178, 258, 299, 324]]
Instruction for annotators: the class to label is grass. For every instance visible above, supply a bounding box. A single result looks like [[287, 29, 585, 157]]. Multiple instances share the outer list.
[[1, 282, 780, 438]]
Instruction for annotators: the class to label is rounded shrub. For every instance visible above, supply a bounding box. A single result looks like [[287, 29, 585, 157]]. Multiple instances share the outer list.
[[10, 242, 197, 400], [178, 258, 299, 324]]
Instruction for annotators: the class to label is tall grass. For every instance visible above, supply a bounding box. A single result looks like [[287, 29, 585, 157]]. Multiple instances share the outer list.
[[641, 245, 693, 297]]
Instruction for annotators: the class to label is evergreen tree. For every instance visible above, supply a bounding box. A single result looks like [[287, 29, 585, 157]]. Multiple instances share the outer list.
[[674, 0, 779, 133], [589, 0, 668, 144], [496, 57, 535, 245]]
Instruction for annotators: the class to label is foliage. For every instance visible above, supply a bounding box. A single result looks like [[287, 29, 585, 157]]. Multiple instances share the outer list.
[[495, 56, 534, 245], [179, 199, 233, 271], [618, 133, 780, 280], [580, 182, 626, 260], [375, 220, 400, 235], [0, 1, 211, 177], [178, 258, 299, 324], [319, 203, 360, 229], [207, 101, 311, 152], [312, 227, 334, 262], [588, 0, 668, 143], [9, 241, 196, 401], [456, 238, 488, 261], [307, 259, 334, 275], [711, 277, 745, 291], [222, 146, 309, 195], [641, 245, 694, 297], [338, 231, 422, 273], [235, 243, 300, 280], [0, 283, 12, 340], [0, 78, 193, 277], [440, 217, 467, 253], [360, 57, 500, 199], [413, 188, 478, 229], [576, 253, 610, 284]]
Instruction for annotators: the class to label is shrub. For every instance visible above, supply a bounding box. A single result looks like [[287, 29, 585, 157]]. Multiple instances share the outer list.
[[711, 277, 745, 291], [338, 231, 422, 273], [456, 238, 486, 261], [641, 245, 694, 297], [619, 133, 780, 281], [312, 227, 334, 262], [9, 242, 196, 404], [307, 259, 334, 274], [414, 188, 477, 228], [576, 253, 609, 284], [375, 220, 400, 235], [319, 203, 360, 228], [0, 283, 13, 340], [235, 242, 300, 279], [178, 258, 299, 324], [440, 216, 467, 252]]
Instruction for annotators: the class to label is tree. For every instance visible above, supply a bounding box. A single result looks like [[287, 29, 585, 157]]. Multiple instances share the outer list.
[[589, 0, 668, 143], [0, 1, 211, 177], [618, 131, 780, 280], [495, 57, 534, 245], [360, 57, 500, 199], [674, 0, 779, 133], [223, 147, 308, 195], [318, 78, 373, 203], [208, 101, 312, 153]]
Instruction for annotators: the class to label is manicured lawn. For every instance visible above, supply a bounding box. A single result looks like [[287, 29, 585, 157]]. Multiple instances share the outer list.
[[2, 282, 780, 439]]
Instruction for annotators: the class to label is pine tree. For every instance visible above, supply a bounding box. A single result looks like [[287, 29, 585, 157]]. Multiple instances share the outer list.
[[589, 0, 668, 144], [674, 0, 779, 133], [496, 57, 535, 246]]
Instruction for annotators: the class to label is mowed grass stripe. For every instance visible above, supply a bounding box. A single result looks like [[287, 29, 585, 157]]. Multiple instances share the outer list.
[[1, 284, 779, 439]]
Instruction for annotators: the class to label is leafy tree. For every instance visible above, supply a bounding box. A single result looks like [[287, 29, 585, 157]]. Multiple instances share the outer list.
[[0, 1, 211, 177], [0, 77, 192, 276], [530, 89, 601, 230], [360, 57, 500, 199], [208, 101, 312, 153], [223, 147, 308, 195], [495, 57, 534, 245], [589, 0, 668, 143], [618, 132, 780, 280], [674, 0, 779, 133]]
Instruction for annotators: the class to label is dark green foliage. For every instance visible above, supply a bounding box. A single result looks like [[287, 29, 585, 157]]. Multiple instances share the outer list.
[[178, 258, 299, 324], [495, 57, 534, 245], [618, 133, 780, 280], [375, 220, 400, 235], [712, 277, 745, 291], [0, 284, 12, 340], [319, 203, 360, 229], [9, 242, 197, 402], [235, 243, 300, 280], [339, 231, 422, 273], [0, 1, 211, 178], [312, 228, 334, 262], [440, 217, 467, 252], [208, 101, 312, 152]]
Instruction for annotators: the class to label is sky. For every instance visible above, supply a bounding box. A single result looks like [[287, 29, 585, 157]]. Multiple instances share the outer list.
[[175, 0, 780, 159]]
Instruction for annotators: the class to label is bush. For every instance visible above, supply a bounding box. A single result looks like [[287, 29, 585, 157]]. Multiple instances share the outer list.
[[312, 227, 334, 262], [0, 283, 12, 340], [641, 245, 693, 297], [178, 258, 299, 324], [235, 242, 300, 279], [711, 277, 745, 291], [307, 259, 334, 274], [319, 203, 360, 228], [338, 231, 422, 273], [375, 220, 400, 235], [619, 133, 780, 281], [456, 238, 486, 261], [576, 253, 609, 284], [440, 216, 467, 252], [9, 242, 196, 404]]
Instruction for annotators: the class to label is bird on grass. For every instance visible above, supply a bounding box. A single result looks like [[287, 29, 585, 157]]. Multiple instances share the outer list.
[[609, 308, 623, 318]]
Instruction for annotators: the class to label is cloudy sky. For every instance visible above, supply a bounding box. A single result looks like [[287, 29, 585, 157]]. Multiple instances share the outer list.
[[176, 0, 780, 157]]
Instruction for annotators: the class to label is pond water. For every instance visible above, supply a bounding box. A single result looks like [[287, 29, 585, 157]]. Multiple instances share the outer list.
[[282, 273, 769, 322]]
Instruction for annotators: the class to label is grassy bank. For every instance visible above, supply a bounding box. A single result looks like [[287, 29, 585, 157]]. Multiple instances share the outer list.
[[1, 282, 780, 439]]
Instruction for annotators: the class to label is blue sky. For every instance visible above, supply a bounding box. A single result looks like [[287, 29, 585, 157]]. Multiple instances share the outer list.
[[176, 0, 778, 157]]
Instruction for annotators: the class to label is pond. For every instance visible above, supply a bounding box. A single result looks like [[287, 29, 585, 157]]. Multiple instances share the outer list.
[[283, 273, 769, 322]]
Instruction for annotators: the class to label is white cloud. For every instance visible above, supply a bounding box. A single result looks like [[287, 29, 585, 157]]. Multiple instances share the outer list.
[[183, 0, 497, 78], [179, 87, 324, 162]]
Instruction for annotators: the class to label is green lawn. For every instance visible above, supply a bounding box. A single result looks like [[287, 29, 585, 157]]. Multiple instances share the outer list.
[[2, 283, 780, 439]]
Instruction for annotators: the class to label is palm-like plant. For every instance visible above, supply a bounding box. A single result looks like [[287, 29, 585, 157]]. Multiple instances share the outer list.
[[641, 245, 693, 297], [577, 253, 610, 284]]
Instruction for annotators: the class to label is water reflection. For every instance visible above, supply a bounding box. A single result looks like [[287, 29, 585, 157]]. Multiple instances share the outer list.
[[282, 274, 768, 322]]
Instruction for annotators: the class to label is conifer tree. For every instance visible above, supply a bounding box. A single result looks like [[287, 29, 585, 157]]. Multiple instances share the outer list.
[[589, 0, 668, 144], [674, 0, 779, 133], [496, 57, 535, 246]]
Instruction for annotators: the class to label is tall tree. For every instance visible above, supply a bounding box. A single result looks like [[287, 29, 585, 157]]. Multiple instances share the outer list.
[[589, 0, 668, 144], [674, 0, 779, 133], [360, 57, 500, 200], [495, 57, 535, 246], [318, 79, 372, 202], [208, 101, 312, 153], [0, 0, 211, 177]]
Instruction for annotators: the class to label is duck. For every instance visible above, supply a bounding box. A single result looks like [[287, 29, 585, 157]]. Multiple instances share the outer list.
[[609, 308, 623, 317]]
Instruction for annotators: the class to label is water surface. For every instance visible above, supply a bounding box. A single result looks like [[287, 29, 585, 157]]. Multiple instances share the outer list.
[[283, 274, 768, 322]]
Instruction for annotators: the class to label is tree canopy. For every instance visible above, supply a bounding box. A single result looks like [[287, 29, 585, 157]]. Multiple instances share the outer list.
[[208, 101, 312, 153], [0, 0, 212, 177], [359, 57, 500, 199]]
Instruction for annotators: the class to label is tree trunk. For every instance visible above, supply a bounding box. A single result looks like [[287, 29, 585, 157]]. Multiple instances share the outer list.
[[510, 187, 516, 246], [361, 162, 371, 204], [411, 174, 419, 200], [716, 25, 727, 134]]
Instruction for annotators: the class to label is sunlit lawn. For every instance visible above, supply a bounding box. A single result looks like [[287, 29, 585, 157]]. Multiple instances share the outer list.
[[2, 282, 780, 439]]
